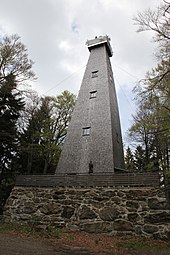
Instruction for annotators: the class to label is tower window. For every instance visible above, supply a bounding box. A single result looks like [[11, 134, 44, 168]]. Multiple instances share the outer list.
[[91, 70, 98, 78], [83, 127, 90, 136], [90, 90, 97, 99]]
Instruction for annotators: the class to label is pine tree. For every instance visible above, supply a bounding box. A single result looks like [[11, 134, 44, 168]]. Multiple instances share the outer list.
[[124, 147, 136, 171], [134, 145, 145, 171], [0, 74, 24, 213]]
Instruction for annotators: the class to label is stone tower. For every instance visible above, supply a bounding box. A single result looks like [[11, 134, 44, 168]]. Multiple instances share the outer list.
[[56, 35, 124, 174]]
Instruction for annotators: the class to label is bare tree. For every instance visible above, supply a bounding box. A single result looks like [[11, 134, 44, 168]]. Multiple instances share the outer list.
[[0, 34, 36, 84]]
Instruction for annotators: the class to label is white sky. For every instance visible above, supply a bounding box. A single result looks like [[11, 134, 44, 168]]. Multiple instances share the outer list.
[[0, 0, 162, 147]]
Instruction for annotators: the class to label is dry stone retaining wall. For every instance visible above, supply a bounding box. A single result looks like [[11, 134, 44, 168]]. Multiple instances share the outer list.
[[4, 187, 170, 239]]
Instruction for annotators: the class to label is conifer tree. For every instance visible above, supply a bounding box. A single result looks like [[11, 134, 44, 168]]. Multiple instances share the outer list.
[[134, 145, 145, 171], [0, 33, 35, 213], [124, 147, 136, 171], [0, 74, 24, 213], [19, 91, 76, 174]]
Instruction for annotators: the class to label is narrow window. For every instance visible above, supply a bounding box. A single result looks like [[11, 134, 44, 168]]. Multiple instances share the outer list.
[[91, 70, 98, 78], [90, 90, 97, 99], [83, 127, 90, 136]]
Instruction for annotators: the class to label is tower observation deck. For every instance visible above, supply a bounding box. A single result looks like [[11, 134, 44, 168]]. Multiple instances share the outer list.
[[86, 35, 113, 57], [56, 35, 125, 174]]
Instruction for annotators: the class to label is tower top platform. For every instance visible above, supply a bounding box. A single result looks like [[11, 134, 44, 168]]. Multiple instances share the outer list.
[[86, 35, 113, 57]]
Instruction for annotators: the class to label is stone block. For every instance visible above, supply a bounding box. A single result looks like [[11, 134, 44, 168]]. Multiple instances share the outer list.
[[90, 201, 104, 209], [126, 200, 139, 210], [39, 203, 61, 215], [145, 211, 170, 224], [53, 194, 66, 200], [134, 225, 143, 235], [143, 224, 159, 233], [113, 219, 133, 231], [61, 206, 75, 219], [80, 222, 112, 233], [126, 189, 148, 200], [148, 197, 167, 210], [61, 199, 74, 205], [110, 196, 121, 203], [153, 231, 170, 240], [79, 205, 97, 220], [99, 207, 119, 221], [128, 212, 140, 223], [20, 214, 31, 220], [101, 190, 117, 197], [53, 189, 65, 195], [22, 206, 36, 214]]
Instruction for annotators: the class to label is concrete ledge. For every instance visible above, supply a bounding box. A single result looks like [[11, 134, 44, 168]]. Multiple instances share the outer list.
[[15, 172, 160, 187]]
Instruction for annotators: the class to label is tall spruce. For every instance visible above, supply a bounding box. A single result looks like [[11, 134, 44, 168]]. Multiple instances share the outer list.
[[0, 74, 24, 213], [124, 147, 136, 171], [0, 33, 35, 213], [134, 145, 146, 171]]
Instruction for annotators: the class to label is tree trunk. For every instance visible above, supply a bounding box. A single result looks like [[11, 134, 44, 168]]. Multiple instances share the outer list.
[[43, 159, 48, 174]]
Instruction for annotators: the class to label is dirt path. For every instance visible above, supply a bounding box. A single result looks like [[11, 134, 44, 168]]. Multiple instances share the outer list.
[[0, 230, 170, 255], [0, 233, 95, 255]]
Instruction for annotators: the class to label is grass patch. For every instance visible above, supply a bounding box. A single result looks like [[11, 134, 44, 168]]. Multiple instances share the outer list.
[[0, 221, 63, 239], [46, 225, 62, 239], [118, 241, 151, 250], [63, 232, 75, 241], [0, 221, 32, 235], [117, 237, 170, 252]]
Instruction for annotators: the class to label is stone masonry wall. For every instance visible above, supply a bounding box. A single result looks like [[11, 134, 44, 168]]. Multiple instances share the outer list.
[[4, 187, 170, 239]]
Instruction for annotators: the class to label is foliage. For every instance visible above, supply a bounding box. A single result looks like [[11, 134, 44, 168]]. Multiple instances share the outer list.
[[134, 146, 146, 171], [128, 1, 170, 172], [0, 34, 36, 84], [19, 90, 76, 174], [0, 32, 76, 212], [0, 74, 25, 214], [46, 225, 62, 239], [0, 34, 35, 214], [124, 145, 155, 171], [117, 237, 170, 251], [124, 147, 136, 171]]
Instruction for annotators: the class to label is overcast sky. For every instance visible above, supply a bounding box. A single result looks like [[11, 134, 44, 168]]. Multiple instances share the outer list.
[[0, 0, 162, 146]]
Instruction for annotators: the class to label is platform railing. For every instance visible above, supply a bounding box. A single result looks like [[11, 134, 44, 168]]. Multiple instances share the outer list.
[[15, 172, 160, 187]]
